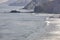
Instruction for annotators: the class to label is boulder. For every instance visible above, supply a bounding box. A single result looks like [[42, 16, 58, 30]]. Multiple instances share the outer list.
[[10, 10, 20, 13]]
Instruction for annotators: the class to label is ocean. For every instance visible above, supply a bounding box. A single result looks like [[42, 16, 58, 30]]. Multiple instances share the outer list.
[[0, 6, 60, 40]]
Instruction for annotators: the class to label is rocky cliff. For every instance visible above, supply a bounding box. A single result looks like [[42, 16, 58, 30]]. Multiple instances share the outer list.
[[24, 0, 49, 9], [24, 0, 60, 13], [43, 0, 60, 13]]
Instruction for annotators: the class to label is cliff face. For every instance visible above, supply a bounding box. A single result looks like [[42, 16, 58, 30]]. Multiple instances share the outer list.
[[52, 0, 60, 13], [24, 0, 60, 13], [44, 0, 60, 13], [23, 1, 35, 9], [24, 0, 49, 9]]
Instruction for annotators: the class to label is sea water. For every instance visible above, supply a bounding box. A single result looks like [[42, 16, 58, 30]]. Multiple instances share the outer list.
[[0, 6, 59, 40]]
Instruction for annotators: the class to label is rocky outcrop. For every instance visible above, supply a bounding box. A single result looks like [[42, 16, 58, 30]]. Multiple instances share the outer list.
[[34, 6, 43, 13], [24, 0, 54, 13], [44, 0, 60, 13], [24, 0, 60, 13], [10, 10, 20, 13], [23, 1, 36, 9], [24, 0, 49, 9], [52, 0, 60, 13]]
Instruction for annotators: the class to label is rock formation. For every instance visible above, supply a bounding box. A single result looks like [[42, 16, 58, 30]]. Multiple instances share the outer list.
[[34, 6, 44, 13], [24, 0, 60, 13], [24, 0, 49, 9], [44, 0, 60, 13], [10, 10, 20, 13]]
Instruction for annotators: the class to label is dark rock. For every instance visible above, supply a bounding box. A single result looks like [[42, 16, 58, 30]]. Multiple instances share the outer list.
[[43, 0, 60, 13], [34, 6, 43, 13], [23, 1, 36, 9], [24, 0, 48, 9], [24, 0, 60, 13], [10, 10, 20, 13]]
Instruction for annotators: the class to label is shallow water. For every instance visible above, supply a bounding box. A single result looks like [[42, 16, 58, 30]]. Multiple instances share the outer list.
[[0, 6, 60, 40], [0, 13, 48, 40]]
